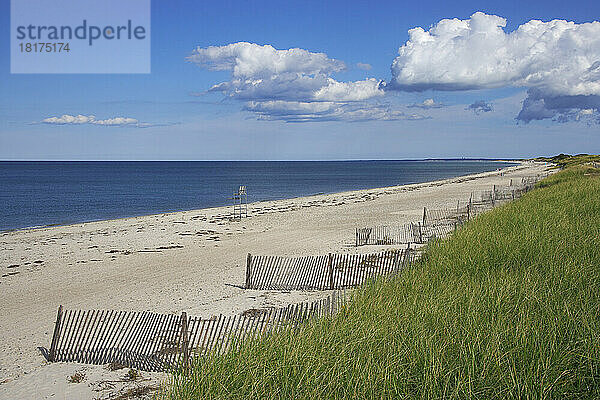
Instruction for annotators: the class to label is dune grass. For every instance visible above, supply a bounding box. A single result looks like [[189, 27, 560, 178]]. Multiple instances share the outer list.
[[534, 153, 600, 168], [161, 164, 600, 399]]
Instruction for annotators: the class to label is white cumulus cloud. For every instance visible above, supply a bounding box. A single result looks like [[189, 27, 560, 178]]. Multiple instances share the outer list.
[[388, 12, 600, 122], [407, 98, 445, 109], [188, 42, 388, 121], [313, 78, 384, 102], [42, 114, 139, 126], [188, 42, 345, 77], [40, 114, 166, 128]]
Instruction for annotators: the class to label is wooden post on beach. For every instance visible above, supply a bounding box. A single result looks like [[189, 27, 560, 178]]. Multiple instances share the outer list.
[[49, 305, 63, 362], [403, 245, 411, 269], [328, 253, 334, 290], [418, 222, 423, 243], [422, 207, 427, 225], [180, 312, 189, 369], [492, 185, 496, 206], [331, 290, 337, 314], [245, 253, 252, 289], [392, 250, 400, 272]]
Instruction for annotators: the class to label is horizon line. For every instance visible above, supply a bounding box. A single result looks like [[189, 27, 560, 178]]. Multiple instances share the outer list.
[[0, 158, 525, 162]]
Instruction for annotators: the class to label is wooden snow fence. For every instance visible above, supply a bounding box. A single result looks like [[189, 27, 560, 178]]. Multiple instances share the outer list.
[[356, 205, 467, 246], [355, 176, 545, 247], [356, 223, 426, 246], [245, 249, 412, 291], [48, 291, 346, 372], [355, 222, 458, 246]]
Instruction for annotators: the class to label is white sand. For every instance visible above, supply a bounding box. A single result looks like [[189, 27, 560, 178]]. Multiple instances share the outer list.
[[0, 161, 550, 399]]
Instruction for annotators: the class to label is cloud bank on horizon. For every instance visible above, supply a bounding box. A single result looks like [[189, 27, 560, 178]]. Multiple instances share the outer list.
[[190, 12, 599, 124]]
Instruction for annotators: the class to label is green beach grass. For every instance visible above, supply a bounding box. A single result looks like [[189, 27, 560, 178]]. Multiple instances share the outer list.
[[534, 153, 600, 169], [161, 159, 600, 399]]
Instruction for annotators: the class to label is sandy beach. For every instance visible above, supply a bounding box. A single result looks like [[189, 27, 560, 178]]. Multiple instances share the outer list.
[[0, 161, 549, 399]]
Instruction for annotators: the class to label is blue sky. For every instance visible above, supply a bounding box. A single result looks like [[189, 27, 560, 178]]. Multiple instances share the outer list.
[[1, 0, 599, 160]]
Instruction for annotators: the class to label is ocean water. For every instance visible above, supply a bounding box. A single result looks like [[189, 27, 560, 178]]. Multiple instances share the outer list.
[[0, 160, 515, 231]]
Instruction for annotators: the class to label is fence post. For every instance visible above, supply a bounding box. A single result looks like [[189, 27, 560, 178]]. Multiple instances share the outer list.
[[180, 312, 189, 369], [403, 245, 411, 269], [49, 305, 63, 362], [328, 253, 334, 290], [422, 207, 427, 225], [467, 203, 471, 221], [492, 185, 496, 206], [355, 228, 358, 247], [418, 222, 423, 243], [245, 253, 252, 288], [331, 291, 337, 314]]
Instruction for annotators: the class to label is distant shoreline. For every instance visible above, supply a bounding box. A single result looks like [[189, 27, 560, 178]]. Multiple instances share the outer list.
[[0, 158, 523, 162], [1, 160, 522, 234]]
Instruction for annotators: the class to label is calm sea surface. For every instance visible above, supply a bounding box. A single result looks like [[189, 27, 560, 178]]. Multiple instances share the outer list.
[[0, 160, 515, 231]]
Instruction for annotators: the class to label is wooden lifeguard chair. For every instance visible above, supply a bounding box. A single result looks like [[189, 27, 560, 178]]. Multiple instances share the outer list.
[[231, 185, 248, 220]]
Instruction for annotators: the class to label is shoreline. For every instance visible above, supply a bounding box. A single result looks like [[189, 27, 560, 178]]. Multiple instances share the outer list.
[[0, 160, 548, 399], [2, 160, 521, 234]]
